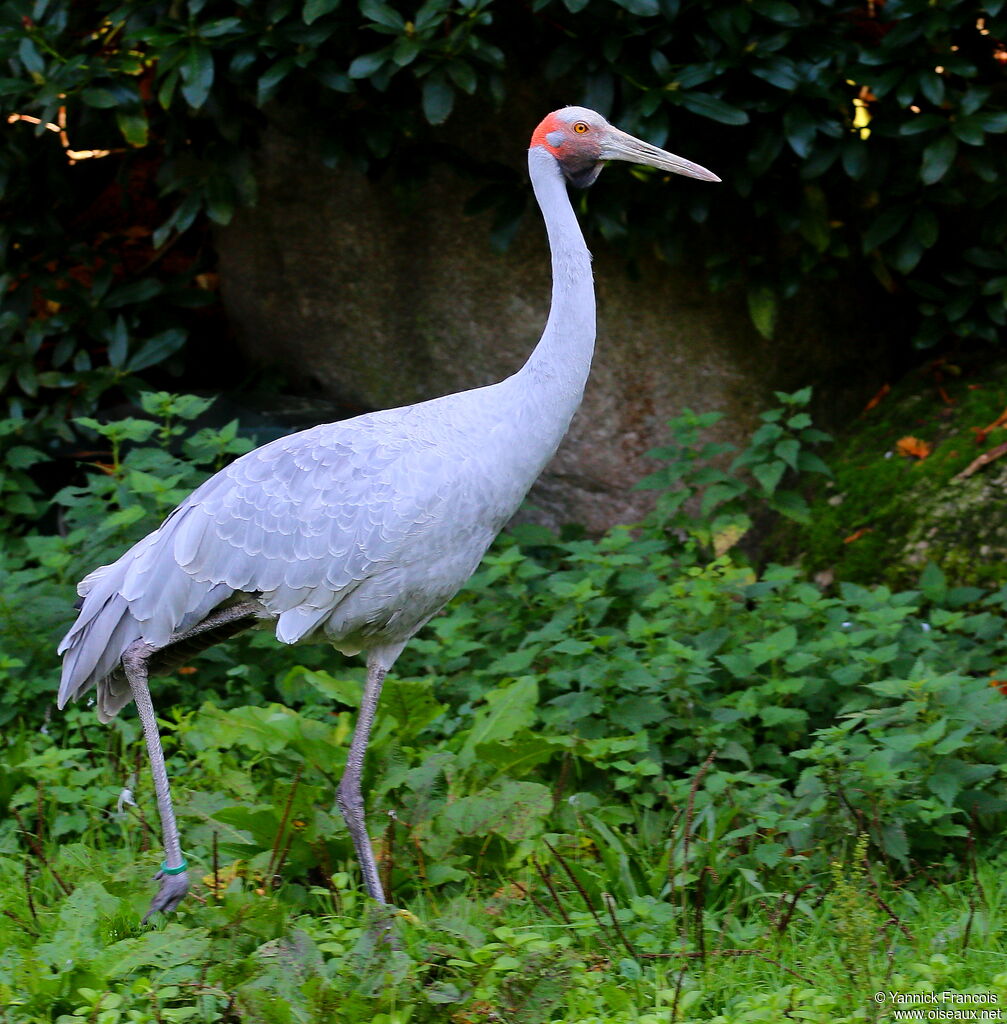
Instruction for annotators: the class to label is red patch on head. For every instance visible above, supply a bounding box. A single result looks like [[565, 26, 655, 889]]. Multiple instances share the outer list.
[[530, 112, 563, 153]]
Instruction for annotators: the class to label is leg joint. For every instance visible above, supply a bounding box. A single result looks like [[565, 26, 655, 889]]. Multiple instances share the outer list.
[[122, 639, 157, 676]]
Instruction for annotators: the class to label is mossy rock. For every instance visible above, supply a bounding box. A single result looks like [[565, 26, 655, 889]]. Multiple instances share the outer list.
[[796, 360, 1007, 589]]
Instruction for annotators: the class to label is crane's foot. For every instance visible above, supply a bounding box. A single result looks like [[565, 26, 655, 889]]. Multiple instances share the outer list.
[[141, 868, 190, 923]]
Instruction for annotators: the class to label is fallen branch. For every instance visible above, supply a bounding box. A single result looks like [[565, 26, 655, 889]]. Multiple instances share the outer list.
[[972, 405, 1007, 445], [953, 440, 1007, 482]]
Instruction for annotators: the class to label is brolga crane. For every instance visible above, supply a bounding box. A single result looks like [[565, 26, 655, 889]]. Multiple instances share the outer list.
[[58, 106, 718, 921]]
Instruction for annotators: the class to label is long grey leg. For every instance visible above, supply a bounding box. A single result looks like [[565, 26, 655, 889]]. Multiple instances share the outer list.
[[336, 644, 403, 903], [122, 640, 190, 922]]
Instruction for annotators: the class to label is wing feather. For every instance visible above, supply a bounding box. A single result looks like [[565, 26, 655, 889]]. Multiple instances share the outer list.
[[57, 406, 473, 714]]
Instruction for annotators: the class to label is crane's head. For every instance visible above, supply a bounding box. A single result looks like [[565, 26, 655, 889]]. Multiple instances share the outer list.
[[530, 106, 720, 188]]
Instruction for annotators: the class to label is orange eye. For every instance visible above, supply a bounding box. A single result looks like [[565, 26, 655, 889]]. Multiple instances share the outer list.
[[573, 121, 589, 134]]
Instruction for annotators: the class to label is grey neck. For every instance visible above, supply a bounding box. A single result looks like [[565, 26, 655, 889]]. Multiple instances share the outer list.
[[517, 145, 596, 401]]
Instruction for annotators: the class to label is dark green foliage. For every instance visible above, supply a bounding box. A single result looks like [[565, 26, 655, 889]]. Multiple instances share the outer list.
[[3, 388, 1006, 891], [0, 392, 252, 721], [1, 0, 1006, 480]]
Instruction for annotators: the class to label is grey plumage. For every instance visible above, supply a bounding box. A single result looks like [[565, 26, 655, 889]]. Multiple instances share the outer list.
[[58, 379, 561, 719]]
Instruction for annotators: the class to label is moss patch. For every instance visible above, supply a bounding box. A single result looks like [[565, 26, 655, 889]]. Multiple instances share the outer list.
[[796, 360, 1007, 588]]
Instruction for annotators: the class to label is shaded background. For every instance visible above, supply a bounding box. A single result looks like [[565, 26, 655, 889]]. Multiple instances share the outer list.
[[1, 0, 1005, 532]]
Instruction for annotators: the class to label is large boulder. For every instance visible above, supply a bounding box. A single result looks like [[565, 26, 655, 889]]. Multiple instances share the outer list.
[[216, 113, 891, 532]]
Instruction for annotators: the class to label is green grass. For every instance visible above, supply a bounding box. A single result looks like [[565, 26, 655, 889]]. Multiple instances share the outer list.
[[0, 706, 1003, 1024], [1, 818, 1004, 1024]]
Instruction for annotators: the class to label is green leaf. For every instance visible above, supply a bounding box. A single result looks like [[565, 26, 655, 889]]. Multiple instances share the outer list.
[[125, 328, 187, 373], [18, 37, 45, 75], [380, 677, 445, 737], [81, 87, 122, 109], [892, 234, 923, 275], [747, 285, 777, 338], [5, 445, 46, 469], [446, 60, 477, 94], [973, 111, 1007, 133], [946, 586, 985, 608], [180, 45, 214, 108], [38, 881, 120, 967], [747, 625, 798, 666], [798, 184, 829, 252], [783, 105, 817, 157], [258, 57, 296, 105], [96, 924, 211, 980], [928, 766, 963, 806], [774, 438, 800, 470], [106, 278, 163, 307], [415, 0, 449, 31], [459, 676, 538, 765], [304, 0, 340, 23], [441, 779, 551, 842], [862, 206, 910, 252], [489, 647, 540, 674], [751, 0, 801, 24], [912, 208, 939, 249], [106, 316, 129, 367], [752, 59, 799, 91], [965, 247, 1007, 270], [900, 113, 944, 136], [680, 91, 749, 126], [700, 480, 746, 517], [754, 841, 786, 867], [139, 392, 214, 420], [920, 561, 947, 603], [921, 135, 957, 185], [153, 192, 201, 247], [769, 490, 810, 523], [200, 17, 244, 37], [422, 73, 454, 125], [919, 72, 945, 106], [348, 51, 387, 79], [613, 0, 659, 14], [782, 385, 815, 403], [205, 175, 234, 225], [959, 84, 988, 116], [841, 139, 868, 180], [651, 49, 671, 80], [752, 459, 786, 495], [717, 651, 753, 679], [360, 0, 405, 30], [550, 638, 594, 656], [157, 69, 178, 109], [391, 35, 422, 66], [796, 451, 831, 476], [115, 109, 149, 147], [16, 361, 38, 397], [952, 115, 985, 146], [476, 734, 560, 772]]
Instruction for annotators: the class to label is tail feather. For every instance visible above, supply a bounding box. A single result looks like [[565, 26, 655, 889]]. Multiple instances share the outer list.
[[58, 590, 142, 711], [97, 667, 135, 724], [57, 514, 238, 719]]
